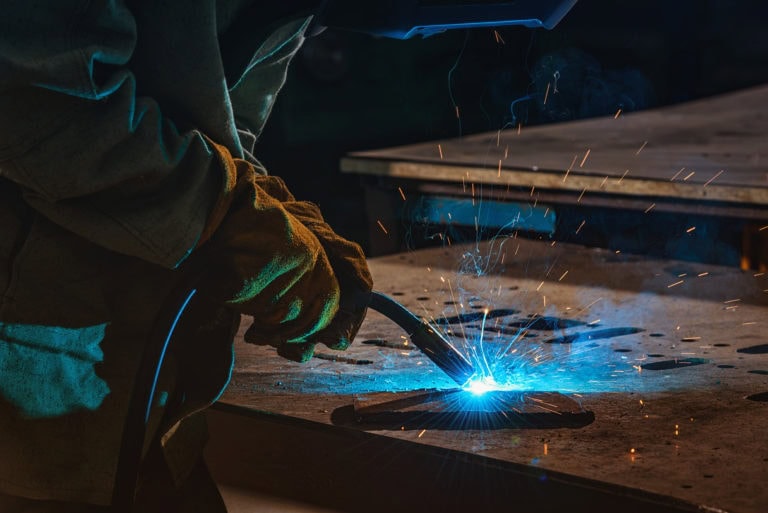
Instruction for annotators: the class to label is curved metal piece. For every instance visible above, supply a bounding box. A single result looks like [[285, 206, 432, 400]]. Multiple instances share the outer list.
[[367, 291, 475, 386]]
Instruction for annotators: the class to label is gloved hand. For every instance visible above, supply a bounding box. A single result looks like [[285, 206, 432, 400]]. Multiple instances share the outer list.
[[241, 175, 373, 362], [195, 141, 372, 362]]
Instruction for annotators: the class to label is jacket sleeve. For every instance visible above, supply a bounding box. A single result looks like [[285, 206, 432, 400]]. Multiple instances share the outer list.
[[0, 0, 226, 269]]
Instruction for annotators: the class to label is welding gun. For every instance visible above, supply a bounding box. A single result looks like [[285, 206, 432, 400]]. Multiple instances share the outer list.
[[366, 291, 475, 386]]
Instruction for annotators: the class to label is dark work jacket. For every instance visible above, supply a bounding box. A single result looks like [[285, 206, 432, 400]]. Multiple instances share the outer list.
[[0, 0, 311, 504]]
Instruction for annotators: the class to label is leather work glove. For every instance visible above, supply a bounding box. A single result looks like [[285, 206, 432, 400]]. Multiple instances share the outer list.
[[242, 175, 374, 361], [195, 141, 372, 362]]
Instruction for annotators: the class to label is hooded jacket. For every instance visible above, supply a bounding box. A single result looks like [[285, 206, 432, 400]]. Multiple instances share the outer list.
[[0, 0, 313, 504]]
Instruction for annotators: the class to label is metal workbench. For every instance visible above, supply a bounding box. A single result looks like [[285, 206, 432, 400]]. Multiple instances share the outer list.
[[208, 239, 768, 513], [338, 85, 768, 263]]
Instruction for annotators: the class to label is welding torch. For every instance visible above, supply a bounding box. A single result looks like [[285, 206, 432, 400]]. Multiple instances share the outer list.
[[365, 291, 475, 387]]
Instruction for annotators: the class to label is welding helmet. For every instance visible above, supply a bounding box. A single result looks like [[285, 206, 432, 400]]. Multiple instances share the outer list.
[[318, 0, 578, 39]]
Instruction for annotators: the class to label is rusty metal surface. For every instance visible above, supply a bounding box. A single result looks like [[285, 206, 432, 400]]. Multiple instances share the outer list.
[[219, 238, 768, 513]]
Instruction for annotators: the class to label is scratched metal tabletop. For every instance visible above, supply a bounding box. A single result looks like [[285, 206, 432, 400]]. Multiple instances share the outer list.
[[217, 238, 768, 513]]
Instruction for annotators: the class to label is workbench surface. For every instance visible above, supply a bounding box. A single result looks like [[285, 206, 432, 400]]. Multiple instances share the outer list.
[[216, 239, 768, 513], [340, 85, 768, 209]]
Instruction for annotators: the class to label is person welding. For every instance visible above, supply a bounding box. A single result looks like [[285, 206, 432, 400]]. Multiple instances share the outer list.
[[0, 1, 575, 511]]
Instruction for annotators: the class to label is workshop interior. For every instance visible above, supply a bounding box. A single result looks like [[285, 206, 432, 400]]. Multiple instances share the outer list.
[[202, 1, 768, 512], [4, 0, 767, 512]]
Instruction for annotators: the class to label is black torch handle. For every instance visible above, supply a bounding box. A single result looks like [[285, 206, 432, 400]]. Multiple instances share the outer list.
[[367, 291, 475, 387]]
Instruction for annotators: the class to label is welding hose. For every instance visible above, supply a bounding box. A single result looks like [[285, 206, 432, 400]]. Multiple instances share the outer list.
[[366, 291, 475, 387]]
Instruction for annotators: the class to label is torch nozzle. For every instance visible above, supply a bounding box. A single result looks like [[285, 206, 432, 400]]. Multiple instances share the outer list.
[[366, 291, 475, 387]]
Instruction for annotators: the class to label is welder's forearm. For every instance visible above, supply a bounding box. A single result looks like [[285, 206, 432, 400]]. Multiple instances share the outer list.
[[0, 86, 223, 269], [0, 0, 226, 269]]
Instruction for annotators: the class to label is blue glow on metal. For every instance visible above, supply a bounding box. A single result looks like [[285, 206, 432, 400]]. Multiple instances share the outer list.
[[463, 376, 516, 396], [411, 196, 555, 236]]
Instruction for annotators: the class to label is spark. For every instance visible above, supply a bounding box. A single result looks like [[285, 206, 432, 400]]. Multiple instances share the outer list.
[[724, 298, 741, 304], [683, 171, 695, 181], [398, 187, 406, 201], [577, 187, 587, 202], [759, 225, 768, 231], [617, 169, 629, 184], [418, 429, 426, 438], [644, 203, 656, 213], [455, 105, 460, 119], [576, 297, 603, 316], [536, 281, 544, 291], [600, 176, 609, 188], [493, 29, 505, 44], [703, 169, 725, 187], [498, 159, 502, 177], [579, 149, 591, 167], [437, 144, 444, 159], [446, 278, 468, 343], [543, 82, 551, 105], [564, 154, 577, 182], [686, 226, 696, 233], [476, 310, 493, 380], [376, 220, 389, 234], [575, 220, 586, 234], [742, 321, 757, 326], [635, 141, 648, 155], [614, 108, 622, 119], [698, 272, 709, 277], [670, 167, 685, 181], [667, 280, 684, 288]]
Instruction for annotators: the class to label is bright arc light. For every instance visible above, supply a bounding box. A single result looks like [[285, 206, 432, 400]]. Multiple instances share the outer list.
[[463, 375, 516, 396]]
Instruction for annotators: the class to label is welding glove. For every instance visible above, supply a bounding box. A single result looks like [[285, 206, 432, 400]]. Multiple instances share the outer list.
[[242, 175, 374, 361], [196, 140, 371, 361]]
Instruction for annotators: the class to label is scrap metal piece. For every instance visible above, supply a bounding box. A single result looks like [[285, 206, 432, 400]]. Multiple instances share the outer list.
[[350, 389, 594, 430]]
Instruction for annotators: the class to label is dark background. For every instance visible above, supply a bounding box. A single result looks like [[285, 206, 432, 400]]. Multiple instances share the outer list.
[[254, 1, 768, 259]]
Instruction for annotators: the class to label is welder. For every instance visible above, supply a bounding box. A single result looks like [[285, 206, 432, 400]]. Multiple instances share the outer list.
[[0, 1, 574, 511]]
